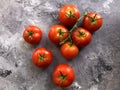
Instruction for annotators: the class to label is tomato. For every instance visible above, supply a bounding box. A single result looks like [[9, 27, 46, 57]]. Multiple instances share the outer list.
[[60, 42, 79, 60], [59, 4, 80, 27], [23, 25, 42, 44], [32, 48, 53, 68], [83, 12, 103, 32], [52, 64, 75, 87], [72, 28, 92, 48], [48, 25, 69, 44]]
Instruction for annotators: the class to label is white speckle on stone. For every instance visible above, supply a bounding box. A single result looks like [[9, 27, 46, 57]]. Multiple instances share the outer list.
[[89, 85, 98, 90], [103, 0, 113, 9], [0, 57, 14, 71], [103, 0, 113, 13], [69, 82, 82, 90], [30, 0, 42, 6]]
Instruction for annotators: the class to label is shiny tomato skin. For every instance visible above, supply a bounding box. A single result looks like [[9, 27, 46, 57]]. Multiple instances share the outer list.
[[48, 25, 69, 44], [60, 42, 79, 60], [83, 12, 103, 32], [23, 25, 42, 44], [59, 4, 80, 27], [72, 28, 92, 48], [32, 48, 53, 68], [52, 64, 75, 87]]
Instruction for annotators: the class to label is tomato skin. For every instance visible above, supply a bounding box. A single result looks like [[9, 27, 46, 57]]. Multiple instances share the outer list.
[[32, 48, 53, 68], [59, 4, 80, 27], [72, 28, 92, 48], [52, 64, 75, 87], [48, 25, 69, 44], [83, 12, 103, 32], [60, 42, 79, 60], [23, 25, 42, 44]]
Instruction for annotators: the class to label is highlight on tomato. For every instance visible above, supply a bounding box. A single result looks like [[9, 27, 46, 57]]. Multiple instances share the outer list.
[[60, 42, 79, 60], [32, 48, 53, 68], [23, 25, 42, 44], [72, 27, 92, 48], [48, 24, 69, 45], [59, 4, 80, 27], [52, 64, 75, 87], [83, 12, 103, 33]]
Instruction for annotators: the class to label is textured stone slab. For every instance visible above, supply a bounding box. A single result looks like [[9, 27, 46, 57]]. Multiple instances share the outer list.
[[0, 0, 120, 90]]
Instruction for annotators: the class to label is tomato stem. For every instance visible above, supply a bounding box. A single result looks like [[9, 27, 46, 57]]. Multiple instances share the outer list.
[[39, 54, 45, 61], [87, 13, 98, 23], [93, 13, 97, 19], [68, 41, 74, 47], [59, 29, 63, 36], [60, 36, 69, 45], [78, 30, 85, 37], [67, 10, 76, 19], [59, 71, 67, 80], [28, 31, 33, 36], [70, 12, 87, 32], [59, 12, 88, 45]]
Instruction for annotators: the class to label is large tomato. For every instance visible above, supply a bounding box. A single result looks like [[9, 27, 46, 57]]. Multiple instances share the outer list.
[[32, 48, 53, 68], [52, 64, 75, 87], [60, 42, 79, 60], [23, 25, 42, 44], [72, 28, 92, 48], [59, 4, 80, 27], [83, 12, 103, 32], [48, 25, 69, 44]]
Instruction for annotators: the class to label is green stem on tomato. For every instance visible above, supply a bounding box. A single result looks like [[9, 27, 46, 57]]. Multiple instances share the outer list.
[[70, 12, 87, 33], [93, 13, 97, 19], [60, 34, 71, 45], [59, 12, 88, 45], [59, 71, 67, 80], [28, 31, 34, 36]]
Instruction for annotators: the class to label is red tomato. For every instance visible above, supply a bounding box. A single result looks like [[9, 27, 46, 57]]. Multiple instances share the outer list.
[[32, 48, 53, 68], [72, 28, 92, 48], [52, 64, 75, 87], [48, 25, 69, 44], [60, 42, 79, 60], [59, 4, 80, 27], [83, 12, 103, 32], [23, 25, 42, 44]]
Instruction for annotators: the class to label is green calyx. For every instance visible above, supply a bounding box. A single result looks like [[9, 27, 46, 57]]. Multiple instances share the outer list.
[[28, 31, 34, 36], [78, 30, 85, 37], [60, 75, 66, 80], [88, 13, 97, 24], [67, 11, 75, 18], [68, 42, 74, 47], [59, 71, 67, 80], [59, 29, 64, 36], [91, 18, 96, 24], [39, 54, 45, 61]]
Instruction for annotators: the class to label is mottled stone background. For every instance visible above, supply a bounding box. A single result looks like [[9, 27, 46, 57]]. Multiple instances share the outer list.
[[0, 0, 120, 90]]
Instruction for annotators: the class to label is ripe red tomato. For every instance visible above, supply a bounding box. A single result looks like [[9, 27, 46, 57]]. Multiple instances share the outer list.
[[23, 25, 42, 44], [72, 28, 92, 48], [60, 42, 79, 60], [59, 4, 80, 27], [52, 64, 75, 87], [83, 12, 103, 32], [32, 48, 53, 68], [48, 25, 69, 44]]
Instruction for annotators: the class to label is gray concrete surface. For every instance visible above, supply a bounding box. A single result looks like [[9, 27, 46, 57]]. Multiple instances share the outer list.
[[0, 0, 120, 90]]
